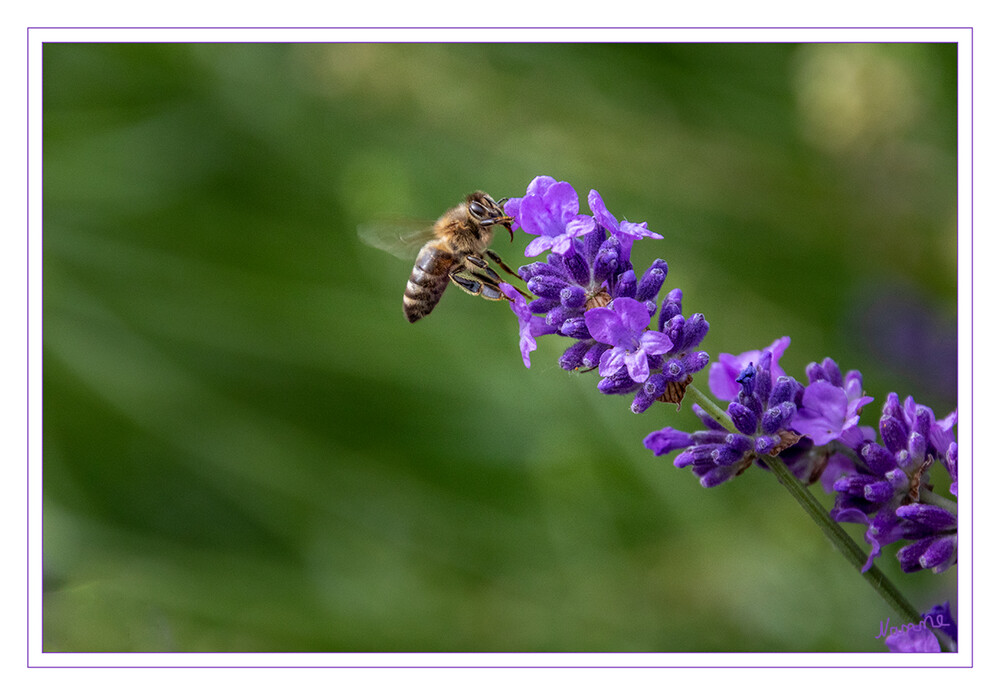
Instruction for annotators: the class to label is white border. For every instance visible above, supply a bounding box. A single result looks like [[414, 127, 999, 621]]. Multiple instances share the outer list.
[[25, 26, 974, 671], [26, 26, 971, 44]]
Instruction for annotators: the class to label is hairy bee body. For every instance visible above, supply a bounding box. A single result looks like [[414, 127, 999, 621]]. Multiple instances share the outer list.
[[401, 191, 517, 323], [403, 240, 461, 322]]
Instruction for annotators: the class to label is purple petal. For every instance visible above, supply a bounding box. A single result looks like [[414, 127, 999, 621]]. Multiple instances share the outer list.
[[524, 236, 554, 258], [643, 427, 694, 455], [598, 346, 626, 378], [525, 175, 557, 196], [565, 215, 597, 239], [519, 195, 563, 238], [544, 181, 581, 222], [614, 297, 651, 334], [886, 626, 941, 653], [707, 337, 790, 402], [790, 381, 849, 445], [501, 282, 555, 368], [819, 452, 857, 494], [624, 349, 650, 383], [584, 306, 625, 346], [548, 234, 574, 256], [895, 503, 957, 531], [503, 197, 523, 230], [639, 330, 673, 356], [846, 394, 875, 419], [708, 354, 743, 401], [619, 219, 663, 241], [587, 189, 616, 231], [929, 409, 957, 454]]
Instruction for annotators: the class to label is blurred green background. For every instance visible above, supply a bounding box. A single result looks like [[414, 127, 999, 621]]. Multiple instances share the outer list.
[[42, 42, 957, 653]]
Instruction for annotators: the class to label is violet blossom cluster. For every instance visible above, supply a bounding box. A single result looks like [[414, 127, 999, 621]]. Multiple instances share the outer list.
[[644, 338, 958, 578], [495, 176, 957, 651], [644, 350, 804, 488], [499, 175, 710, 414]]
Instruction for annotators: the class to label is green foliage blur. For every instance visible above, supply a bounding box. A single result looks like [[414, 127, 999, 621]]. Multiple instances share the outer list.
[[43, 42, 957, 653]]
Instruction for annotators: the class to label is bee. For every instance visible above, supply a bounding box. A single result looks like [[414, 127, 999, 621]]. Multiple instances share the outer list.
[[360, 191, 529, 322]]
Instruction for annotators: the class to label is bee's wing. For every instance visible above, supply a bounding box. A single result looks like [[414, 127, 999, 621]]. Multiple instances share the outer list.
[[357, 221, 435, 262]]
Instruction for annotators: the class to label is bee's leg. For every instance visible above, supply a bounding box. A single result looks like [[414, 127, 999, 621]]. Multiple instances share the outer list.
[[481, 250, 519, 277], [449, 272, 483, 296], [449, 268, 505, 301], [466, 254, 503, 279], [463, 257, 529, 301], [465, 254, 490, 269], [466, 269, 508, 301], [478, 251, 532, 300]]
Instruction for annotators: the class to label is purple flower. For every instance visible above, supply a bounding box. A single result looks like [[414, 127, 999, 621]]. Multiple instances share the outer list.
[[502, 175, 708, 412], [790, 378, 874, 446], [884, 602, 955, 653], [502, 176, 596, 257], [643, 427, 696, 456], [895, 503, 957, 573], [885, 625, 941, 654], [518, 231, 649, 338], [884, 623, 942, 653], [708, 336, 791, 401], [881, 393, 956, 462], [655, 289, 712, 377], [945, 441, 957, 496], [830, 390, 958, 574], [587, 189, 662, 255], [644, 402, 755, 488], [646, 353, 803, 487], [926, 601, 958, 644], [585, 297, 673, 383], [501, 282, 556, 368]]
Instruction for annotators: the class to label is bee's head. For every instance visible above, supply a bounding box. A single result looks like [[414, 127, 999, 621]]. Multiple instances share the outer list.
[[467, 191, 513, 241]]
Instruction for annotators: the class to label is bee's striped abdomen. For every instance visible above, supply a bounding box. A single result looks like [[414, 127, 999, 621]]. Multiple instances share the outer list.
[[403, 242, 454, 323]]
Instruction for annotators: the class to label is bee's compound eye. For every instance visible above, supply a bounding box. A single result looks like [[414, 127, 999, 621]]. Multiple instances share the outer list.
[[468, 201, 487, 218]]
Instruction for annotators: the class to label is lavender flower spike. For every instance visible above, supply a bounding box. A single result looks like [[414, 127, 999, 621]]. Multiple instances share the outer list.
[[501, 175, 708, 411], [645, 353, 802, 488], [830, 387, 958, 575]]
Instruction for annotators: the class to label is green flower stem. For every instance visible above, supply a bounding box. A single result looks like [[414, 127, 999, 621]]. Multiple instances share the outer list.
[[687, 385, 932, 635], [761, 450, 922, 618], [688, 383, 733, 429]]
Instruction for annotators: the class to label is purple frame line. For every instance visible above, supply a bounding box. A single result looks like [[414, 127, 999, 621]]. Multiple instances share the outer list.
[[26, 27, 972, 668]]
